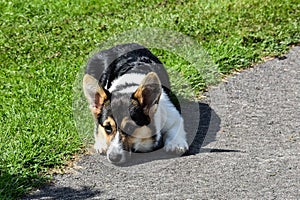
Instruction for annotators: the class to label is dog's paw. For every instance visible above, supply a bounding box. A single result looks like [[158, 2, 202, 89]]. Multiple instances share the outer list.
[[164, 140, 189, 154], [94, 142, 107, 154]]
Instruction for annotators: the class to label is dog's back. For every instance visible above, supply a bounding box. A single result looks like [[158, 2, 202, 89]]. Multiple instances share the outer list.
[[85, 43, 170, 90]]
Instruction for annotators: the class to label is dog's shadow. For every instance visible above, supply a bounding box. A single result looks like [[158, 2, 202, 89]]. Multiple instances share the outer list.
[[115, 100, 237, 167]]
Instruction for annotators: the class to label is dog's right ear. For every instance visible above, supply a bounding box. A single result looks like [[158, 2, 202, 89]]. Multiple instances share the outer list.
[[83, 74, 109, 116], [133, 72, 162, 117]]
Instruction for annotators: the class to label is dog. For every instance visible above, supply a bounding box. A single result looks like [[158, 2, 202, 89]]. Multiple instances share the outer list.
[[83, 43, 188, 164]]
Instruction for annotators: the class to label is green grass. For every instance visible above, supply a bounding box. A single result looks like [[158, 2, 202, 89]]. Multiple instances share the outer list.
[[0, 0, 299, 198]]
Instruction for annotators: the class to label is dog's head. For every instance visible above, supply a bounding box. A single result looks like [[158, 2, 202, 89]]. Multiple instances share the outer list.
[[83, 72, 162, 164]]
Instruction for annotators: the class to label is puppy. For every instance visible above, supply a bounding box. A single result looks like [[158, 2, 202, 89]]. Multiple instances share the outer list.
[[83, 43, 188, 164]]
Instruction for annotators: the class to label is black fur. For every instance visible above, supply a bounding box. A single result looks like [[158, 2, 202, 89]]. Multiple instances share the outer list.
[[86, 43, 180, 140], [86, 43, 171, 90], [86, 43, 180, 112]]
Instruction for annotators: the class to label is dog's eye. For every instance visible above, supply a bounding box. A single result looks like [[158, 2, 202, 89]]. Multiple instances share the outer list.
[[104, 124, 112, 134]]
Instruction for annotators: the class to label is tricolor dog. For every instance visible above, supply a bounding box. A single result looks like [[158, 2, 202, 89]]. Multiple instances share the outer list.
[[83, 43, 188, 164]]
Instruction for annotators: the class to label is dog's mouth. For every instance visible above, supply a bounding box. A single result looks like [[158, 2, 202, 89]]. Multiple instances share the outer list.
[[106, 137, 165, 165], [106, 146, 152, 164], [106, 145, 153, 165]]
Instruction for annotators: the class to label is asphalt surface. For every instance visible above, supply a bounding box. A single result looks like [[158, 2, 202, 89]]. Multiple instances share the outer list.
[[24, 46, 300, 199]]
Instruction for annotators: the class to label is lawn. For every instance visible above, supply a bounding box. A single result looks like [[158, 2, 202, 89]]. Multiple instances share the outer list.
[[0, 0, 299, 198]]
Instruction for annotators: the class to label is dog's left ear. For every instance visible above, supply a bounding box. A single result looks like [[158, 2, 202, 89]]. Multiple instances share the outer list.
[[133, 72, 162, 116], [83, 74, 109, 116]]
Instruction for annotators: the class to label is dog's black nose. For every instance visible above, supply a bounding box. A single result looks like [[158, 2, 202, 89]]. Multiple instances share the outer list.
[[108, 152, 122, 163]]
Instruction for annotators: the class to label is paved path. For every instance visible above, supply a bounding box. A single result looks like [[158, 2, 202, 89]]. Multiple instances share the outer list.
[[24, 46, 300, 199]]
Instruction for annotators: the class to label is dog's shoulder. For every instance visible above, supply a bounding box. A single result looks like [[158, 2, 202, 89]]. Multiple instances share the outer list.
[[85, 43, 145, 85]]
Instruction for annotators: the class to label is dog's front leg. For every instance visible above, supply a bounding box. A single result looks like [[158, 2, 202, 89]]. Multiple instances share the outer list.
[[94, 125, 108, 154], [163, 117, 188, 154]]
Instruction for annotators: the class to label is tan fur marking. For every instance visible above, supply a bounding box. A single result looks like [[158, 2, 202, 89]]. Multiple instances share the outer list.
[[95, 117, 117, 148], [91, 87, 107, 117], [132, 126, 152, 139], [126, 126, 154, 152], [119, 117, 154, 152], [132, 72, 161, 116], [99, 116, 117, 145], [83, 74, 108, 117], [133, 72, 160, 106], [133, 86, 144, 105]]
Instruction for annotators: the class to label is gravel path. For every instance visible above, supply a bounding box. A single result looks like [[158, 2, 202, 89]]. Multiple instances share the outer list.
[[24, 46, 300, 199]]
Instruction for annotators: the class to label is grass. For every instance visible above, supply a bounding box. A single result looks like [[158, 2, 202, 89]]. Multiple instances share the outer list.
[[0, 0, 299, 198]]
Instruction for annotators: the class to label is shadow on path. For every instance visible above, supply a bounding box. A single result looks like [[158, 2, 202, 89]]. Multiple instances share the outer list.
[[114, 100, 240, 167], [23, 185, 102, 200], [185, 102, 241, 155]]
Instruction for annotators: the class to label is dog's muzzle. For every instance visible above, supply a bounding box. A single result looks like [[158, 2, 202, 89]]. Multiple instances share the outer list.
[[108, 152, 123, 163]]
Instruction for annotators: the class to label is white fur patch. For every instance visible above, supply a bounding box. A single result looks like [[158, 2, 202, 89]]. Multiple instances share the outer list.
[[116, 86, 139, 94], [108, 73, 145, 93], [94, 126, 108, 154], [155, 91, 188, 153], [106, 131, 126, 163]]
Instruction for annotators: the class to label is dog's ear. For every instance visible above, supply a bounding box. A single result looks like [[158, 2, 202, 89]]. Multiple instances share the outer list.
[[83, 74, 109, 116], [133, 72, 162, 116]]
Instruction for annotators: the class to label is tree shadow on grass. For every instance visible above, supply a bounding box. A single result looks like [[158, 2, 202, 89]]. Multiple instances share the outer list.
[[0, 171, 48, 199], [0, 170, 102, 200], [22, 185, 102, 200]]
